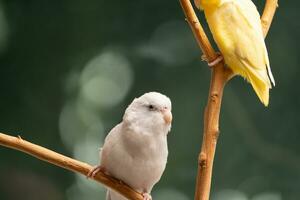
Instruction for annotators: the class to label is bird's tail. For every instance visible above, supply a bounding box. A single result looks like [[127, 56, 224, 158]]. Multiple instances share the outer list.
[[244, 65, 272, 106], [106, 190, 128, 200], [106, 190, 111, 200]]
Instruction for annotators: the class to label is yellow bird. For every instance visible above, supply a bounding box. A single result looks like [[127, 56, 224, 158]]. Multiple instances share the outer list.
[[195, 0, 275, 106]]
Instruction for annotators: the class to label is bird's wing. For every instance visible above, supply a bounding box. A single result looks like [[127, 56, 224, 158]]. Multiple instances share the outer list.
[[205, 0, 275, 105], [234, 0, 262, 32], [234, 0, 275, 86], [100, 123, 123, 163], [103, 123, 122, 147]]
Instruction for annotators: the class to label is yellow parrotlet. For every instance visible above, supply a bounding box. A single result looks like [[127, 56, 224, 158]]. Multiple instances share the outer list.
[[195, 0, 275, 106]]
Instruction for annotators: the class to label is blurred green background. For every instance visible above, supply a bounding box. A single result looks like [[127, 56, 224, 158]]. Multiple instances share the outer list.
[[0, 0, 299, 200]]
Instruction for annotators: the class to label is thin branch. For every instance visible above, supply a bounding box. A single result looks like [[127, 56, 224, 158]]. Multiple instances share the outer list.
[[179, 0, 278, 200], [180, 1, 231, 200], [0, 133, 143, 200], [262, 0, 279, 38]]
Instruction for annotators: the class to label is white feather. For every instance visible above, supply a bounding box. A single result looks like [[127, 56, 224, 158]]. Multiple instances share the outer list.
[[100, 92, 172, 200]]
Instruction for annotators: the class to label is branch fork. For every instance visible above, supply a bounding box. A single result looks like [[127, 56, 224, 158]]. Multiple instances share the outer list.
[[179, 0, 278, 200], [0, 1, 278, 200]]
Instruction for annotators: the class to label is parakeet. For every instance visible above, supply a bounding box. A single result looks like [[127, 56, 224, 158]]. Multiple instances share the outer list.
[[195, 0, 275, 106], [88, 92, 172, 200]]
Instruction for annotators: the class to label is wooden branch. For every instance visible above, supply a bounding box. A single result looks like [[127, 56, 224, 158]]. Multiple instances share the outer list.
[[0, 133, 143, 200], [179, 0, 278, 200], [180, 1, 231, 200], [262, 0, 279, 38]]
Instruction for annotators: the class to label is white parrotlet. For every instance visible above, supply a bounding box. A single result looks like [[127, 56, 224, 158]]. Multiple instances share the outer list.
[[88, 92, 172, 200]]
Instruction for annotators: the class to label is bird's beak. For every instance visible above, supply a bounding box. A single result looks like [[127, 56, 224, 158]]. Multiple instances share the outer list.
[[161, 108, 172, 124]]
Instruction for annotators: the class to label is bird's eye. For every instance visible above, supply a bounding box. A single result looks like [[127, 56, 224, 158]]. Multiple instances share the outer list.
[[148, 104, 155, 111]]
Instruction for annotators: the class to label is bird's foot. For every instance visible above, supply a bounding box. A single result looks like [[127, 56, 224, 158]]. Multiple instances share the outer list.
[[201, 53, 223, 67], [87, 165, 106, 179], [142, 193, 152, 200]]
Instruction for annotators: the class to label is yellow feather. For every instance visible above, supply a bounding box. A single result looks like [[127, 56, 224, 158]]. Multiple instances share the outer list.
[[199, 0, 275, 106]]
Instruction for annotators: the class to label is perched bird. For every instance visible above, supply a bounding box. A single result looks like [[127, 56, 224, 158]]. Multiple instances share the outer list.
[[195, 0, 275, 106], [87, 92, 172, 200]]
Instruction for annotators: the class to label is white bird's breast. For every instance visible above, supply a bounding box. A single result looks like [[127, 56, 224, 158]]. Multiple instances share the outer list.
[[100, 124, 168, 193]]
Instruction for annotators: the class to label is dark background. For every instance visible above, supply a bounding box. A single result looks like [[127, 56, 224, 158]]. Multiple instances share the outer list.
[[0, 0, 299, 200]]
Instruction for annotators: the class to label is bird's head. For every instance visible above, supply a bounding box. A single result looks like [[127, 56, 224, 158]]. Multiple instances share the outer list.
[[194, 0, 221, 10], [123, 92, 172, 135]]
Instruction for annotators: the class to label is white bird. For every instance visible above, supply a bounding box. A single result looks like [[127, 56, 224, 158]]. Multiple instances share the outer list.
[[87, 92, 172, 200]]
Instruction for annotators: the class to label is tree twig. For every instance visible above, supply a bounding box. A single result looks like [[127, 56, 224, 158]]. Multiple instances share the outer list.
[[179, 0, 278, 200], [261, 0, 279, 38], [0, 133, 143, 200], [180, 1, 231, 200]]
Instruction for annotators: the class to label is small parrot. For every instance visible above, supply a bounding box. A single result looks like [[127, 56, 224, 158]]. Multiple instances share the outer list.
[[87, 92, 172, 200], [195, 0, 275, 106]]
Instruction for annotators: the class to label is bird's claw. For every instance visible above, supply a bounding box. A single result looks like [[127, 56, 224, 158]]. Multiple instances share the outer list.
[[87, 165, 105, 179], [142, 193, 152, 200], [208, 53, 223, 67], [202, 52, 224, 67]]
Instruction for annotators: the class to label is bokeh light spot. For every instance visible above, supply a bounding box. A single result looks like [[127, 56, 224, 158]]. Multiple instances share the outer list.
[[0, 2, 9, 54], [80, 50, 134, 108], [153, 188, 189, 200], [136, 20, 198, 67], [59, 102, 104, 150], [212, 189, 248, 200], [252, 192, 282, 200]]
